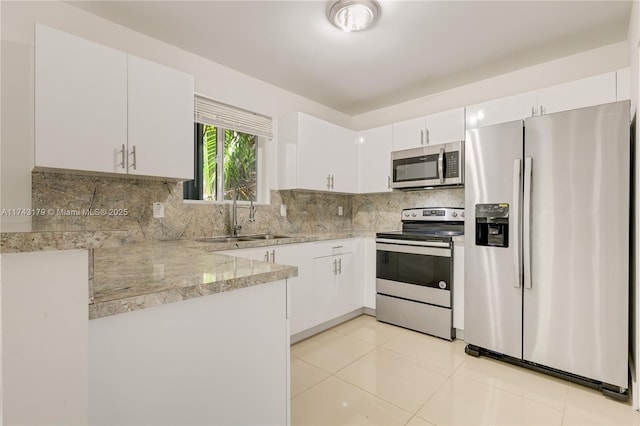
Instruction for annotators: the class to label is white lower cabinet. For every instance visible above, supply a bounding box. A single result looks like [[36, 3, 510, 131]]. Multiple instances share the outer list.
[[90, 280, 289, 426], [2, 250, 89, 426], [312, 239, 363, 325], [219, 238, 364, 336], [219, 243, 315, 335]]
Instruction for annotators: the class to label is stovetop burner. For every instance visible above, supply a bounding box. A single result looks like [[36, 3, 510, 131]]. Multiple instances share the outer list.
[[376, 207, 465, 243]]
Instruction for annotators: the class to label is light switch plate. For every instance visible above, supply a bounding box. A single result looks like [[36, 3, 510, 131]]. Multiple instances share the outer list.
[[338, 206, 343, 216], [280, 204, 287, 217], [153, 202, 165, 218]]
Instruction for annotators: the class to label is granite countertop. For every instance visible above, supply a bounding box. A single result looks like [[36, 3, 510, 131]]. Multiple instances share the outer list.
[[90, 240, 298, 320], [88, 232, 382, 320], [1, 228, 381, 320]]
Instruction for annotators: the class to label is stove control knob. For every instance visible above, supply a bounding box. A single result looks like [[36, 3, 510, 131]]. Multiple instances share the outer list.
[[452, 212, 458, 217], [438, 281, 447, 289], [404, 212, 410, 218], [411, 213, 417, 217], [461, 212, 465, 218]]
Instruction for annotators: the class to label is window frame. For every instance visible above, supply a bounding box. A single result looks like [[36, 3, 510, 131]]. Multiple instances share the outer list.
[[184, 122, 262, 204]]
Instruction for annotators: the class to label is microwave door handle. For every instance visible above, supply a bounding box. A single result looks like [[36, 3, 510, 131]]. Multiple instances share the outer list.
[[438, 147, 445, 184]]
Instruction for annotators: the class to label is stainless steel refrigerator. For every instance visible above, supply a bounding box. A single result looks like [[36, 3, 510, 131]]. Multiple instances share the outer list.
[[464, 101, 630, 398]]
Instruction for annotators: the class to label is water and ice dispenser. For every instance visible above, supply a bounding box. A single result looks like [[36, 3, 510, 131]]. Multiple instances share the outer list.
[[475, 204, 509, 248]]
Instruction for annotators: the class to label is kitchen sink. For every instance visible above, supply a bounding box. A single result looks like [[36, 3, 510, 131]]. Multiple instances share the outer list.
[[194, 234, 293, 243], [241, 234, 293, 240], [194, 237, 244, 243]]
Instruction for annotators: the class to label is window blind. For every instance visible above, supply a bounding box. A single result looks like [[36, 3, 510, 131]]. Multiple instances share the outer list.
[[194, 94, 273, 138]]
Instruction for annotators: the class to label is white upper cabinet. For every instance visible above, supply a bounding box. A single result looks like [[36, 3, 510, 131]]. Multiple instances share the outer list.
[[357, 125, 392, 193], [392, 107, 465, 151], [35, 25, 194, 180], [426, 107, 466, 144], [278, 112, 357, 193], [35, 24, 128, 174], [127, 55, 194, 180], [537, 73, 615, 115], [328, 123, 358, 193], [466, 90, 538, 129], [466, 72, 617, 129], [391, 116, 426, 151], [616, 67, 631, 101]]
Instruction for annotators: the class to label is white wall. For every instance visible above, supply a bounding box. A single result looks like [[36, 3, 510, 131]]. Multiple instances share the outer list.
[[352, 41, 629, 130], [0, 0, 352, 228]]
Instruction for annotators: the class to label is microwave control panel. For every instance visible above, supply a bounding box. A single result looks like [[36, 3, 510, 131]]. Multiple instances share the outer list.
[[444, 152, 460, 178]]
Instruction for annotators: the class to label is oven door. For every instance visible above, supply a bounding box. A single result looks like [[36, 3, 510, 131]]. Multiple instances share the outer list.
[[376, 241, 452, 308]]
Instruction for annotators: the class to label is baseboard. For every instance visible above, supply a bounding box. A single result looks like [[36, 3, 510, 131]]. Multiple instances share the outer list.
[[291, 308, 365, 344]]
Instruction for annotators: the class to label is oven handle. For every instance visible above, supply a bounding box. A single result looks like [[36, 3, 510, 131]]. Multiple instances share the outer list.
[[375, 238, 450, 248], [376, 242, 451, 257]]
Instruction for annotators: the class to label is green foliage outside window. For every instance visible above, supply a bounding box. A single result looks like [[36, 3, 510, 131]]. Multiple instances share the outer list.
[[201, 124, 257, 202]]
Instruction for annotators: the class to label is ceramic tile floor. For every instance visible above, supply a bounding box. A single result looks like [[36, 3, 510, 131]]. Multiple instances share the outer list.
[[290, 315, 639, 426]]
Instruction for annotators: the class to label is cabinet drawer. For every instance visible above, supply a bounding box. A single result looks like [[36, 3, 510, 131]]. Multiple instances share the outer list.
[[312, 239, 356, 258]]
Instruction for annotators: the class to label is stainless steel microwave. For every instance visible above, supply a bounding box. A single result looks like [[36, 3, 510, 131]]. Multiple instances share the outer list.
[[391, 141, 464, 189]]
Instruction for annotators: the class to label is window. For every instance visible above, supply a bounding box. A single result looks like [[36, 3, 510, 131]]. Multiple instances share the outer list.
[[184, 95, 272, 202]]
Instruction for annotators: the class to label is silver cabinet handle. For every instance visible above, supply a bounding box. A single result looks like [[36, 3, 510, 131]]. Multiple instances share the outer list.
[[540, 105, 545, 115], [388, 175, 391, 189], [512, 159, 522, 288], [264, 251, 269, 262], [531, 106, 536, 117], [327, 174, 331, 190], [330, 174, 334, 190], [523, 157, 533, 289], [426, 128, 430, 144], [119, 144, 126, 169], [333, 259, 337, 275], [270, 249, 276, 263], [438, 147, 445, 184], [332, 245, 343, 249], [338, 258, 342, 274], [420, 130, 424, 145], [130, 145, 137, 170]]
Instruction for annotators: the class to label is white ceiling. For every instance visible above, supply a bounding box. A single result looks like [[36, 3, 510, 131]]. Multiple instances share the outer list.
[[67, 0, 632, 115]]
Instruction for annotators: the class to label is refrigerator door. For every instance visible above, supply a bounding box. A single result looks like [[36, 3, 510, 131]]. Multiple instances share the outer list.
[[464, 121, 523, 359], [523, 101, 629, 388]]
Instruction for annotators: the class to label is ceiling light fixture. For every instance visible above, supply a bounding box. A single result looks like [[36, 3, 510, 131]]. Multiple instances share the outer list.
[[328, 0, 381, 32]]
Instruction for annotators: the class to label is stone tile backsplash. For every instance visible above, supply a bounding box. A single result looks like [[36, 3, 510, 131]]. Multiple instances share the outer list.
[[32, 171, 464, 243]]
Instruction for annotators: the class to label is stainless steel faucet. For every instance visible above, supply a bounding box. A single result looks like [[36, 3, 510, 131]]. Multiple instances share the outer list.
[[231, 186, 255, 237]]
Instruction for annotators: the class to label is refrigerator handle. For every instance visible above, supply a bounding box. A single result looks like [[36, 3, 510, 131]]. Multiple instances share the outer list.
[[523, 157, 533, 289], [438, 147, 445, 184], [512, 159, 522, 288]]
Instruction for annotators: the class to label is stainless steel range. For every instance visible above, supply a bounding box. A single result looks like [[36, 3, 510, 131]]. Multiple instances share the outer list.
[[375, 207, 464, 340]]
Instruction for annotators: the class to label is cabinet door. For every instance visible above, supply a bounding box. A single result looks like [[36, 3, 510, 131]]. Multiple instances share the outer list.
[[328, 123, 357, 193], [127, 55, 194, 180], [335, 252, 360, 318], [357, 125, 392, 193], [466, 91, 537, 129], [275, 244, 315, 335], [425, 107, 465, 144], [392, 116, 426, 151], [35, 24, 127, 174], [313, 255, 341, 325], [297, 114, 330, 191], [616, 68, 630, 101], [537, 73, 616, 115]]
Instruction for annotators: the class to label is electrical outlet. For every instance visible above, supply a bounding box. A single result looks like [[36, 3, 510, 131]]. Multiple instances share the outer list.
[[153, 202, 165, 219], [338, 206, 343, 216], [280, 204, 287, 217]]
